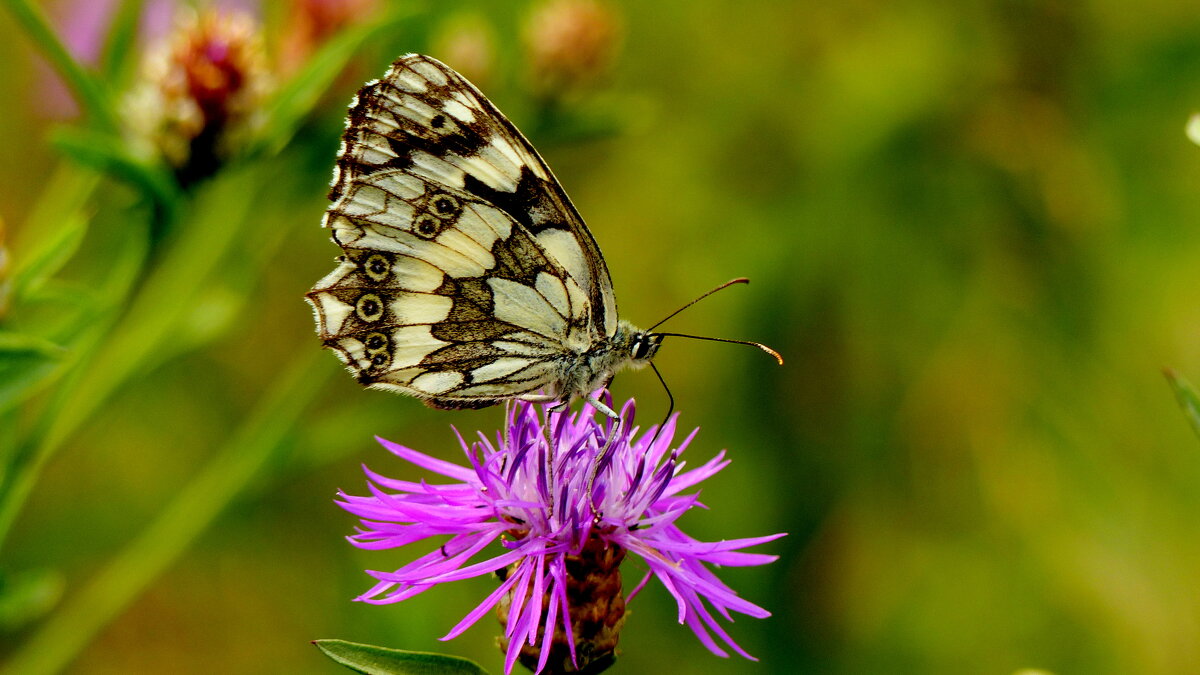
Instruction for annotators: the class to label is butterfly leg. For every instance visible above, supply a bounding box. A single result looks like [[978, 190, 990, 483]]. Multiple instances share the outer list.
[[584, 393, 622, 521], [584, 394, 619, 421]]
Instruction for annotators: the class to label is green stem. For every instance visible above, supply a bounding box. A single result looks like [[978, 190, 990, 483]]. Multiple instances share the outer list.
[[0, 215, 150, 550], [0, 349, 331, 675], [2, 0, 119, 133], [0, 167, 261, 551]]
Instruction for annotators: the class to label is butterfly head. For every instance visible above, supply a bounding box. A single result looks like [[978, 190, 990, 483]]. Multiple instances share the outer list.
[[629, 330, 664, 363], [608, 320, 662, 369]]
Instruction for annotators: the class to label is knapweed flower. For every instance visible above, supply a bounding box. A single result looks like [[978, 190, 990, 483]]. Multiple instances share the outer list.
[[338, 396, 784, 674], [123, 8, 271, 184]]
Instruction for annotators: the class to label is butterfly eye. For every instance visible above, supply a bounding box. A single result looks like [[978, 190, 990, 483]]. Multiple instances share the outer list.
[[414, 214, 442, 239], [631, 337, 647, 360], [631, 333, 662, 360], [355, 293, 385, 322], [364, 254, 391, 281], [431, 194, 461, 219]]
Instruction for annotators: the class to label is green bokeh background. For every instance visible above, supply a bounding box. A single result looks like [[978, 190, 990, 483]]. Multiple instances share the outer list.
[[5, 1, 1200, 673]]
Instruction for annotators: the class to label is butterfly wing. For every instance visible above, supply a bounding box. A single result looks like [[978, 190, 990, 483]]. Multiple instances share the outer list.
[[330, 54, 617, 337], [307, 55, 613, 408]]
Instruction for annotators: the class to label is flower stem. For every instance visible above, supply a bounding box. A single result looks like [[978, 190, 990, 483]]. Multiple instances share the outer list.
[[0, 349, 330, 675], [0, 166, 260, 552]]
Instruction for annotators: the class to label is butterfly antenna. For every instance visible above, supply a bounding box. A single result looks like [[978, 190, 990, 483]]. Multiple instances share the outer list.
[[648, 361, 674, 448], [652, 333, 784, 365], [648, 278, 751, 332]]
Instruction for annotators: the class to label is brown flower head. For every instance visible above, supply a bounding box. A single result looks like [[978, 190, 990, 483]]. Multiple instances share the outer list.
[[124, 9, 271, 184]]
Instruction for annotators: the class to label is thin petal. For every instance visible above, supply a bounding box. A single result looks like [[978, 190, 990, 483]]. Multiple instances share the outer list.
[[376, 436, 476, 481], [442, 568, 522, 640]]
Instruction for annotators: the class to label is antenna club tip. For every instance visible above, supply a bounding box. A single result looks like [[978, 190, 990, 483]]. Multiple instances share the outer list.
[[731, 277, 750, 285], [761, 345, 784, 365]]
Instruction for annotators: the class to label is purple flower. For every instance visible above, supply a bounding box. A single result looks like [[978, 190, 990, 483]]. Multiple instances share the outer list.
[[337, 396, 784, 674]]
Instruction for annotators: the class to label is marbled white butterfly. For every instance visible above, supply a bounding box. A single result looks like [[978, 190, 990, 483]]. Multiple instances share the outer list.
[[306, 54, 779, 418]]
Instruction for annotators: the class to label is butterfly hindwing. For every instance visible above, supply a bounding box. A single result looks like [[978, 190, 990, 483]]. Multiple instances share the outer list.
[[308, 165, 595, 407]]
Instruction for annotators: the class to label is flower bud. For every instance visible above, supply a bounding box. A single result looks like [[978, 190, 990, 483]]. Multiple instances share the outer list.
[[497, 534, 626, 674], [279, 0, 381, 75], [431, 14, 498, 91], [524, 0, 621, 95]]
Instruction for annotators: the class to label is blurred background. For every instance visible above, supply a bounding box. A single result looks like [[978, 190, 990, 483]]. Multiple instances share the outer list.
[[4, 0, 1200, 673]]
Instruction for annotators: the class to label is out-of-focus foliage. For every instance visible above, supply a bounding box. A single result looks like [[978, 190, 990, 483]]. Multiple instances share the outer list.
[[2, 1, 1200, 674]]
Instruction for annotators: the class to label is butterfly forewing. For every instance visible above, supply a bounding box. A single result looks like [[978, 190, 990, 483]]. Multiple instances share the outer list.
[[307, 55, 618, 409], [329, 54, 616, 335]]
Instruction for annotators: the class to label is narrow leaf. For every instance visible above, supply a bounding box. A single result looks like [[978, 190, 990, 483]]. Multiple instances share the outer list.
[[100, 0, 147, 84], [50, 127, 181, 213], [0, 330, 69, 412], [10, 211, 88, 299], [314, 640, 491, 675], [1166, 369, 1200, 440], [11, 165, 100, 289], [0, 332, 67, 358]]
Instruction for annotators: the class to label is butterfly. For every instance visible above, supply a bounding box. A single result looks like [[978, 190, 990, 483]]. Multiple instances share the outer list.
[[306, 54, 779, 418]]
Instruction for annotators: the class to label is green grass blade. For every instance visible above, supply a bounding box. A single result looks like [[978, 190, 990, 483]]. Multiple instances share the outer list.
[[10, 165, 101, 295], [10, 211, 88, 300]]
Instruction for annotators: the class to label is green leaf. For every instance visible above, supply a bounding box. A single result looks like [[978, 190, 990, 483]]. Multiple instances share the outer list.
[[0, 332, 67, 358], [10, 164, 101, 289], [314, 640, 492, 675], [50, 127, 182, 215], [0, 334, 68, 413], [1165, 369, 1200, 440], [250, 5, 423, 157], [0, 567, 65, 632], [10, 210, 88, 299], [100, 0, 147, 84]]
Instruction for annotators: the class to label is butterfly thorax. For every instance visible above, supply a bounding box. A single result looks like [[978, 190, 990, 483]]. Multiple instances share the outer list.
[[552, 320, 662, 403]]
